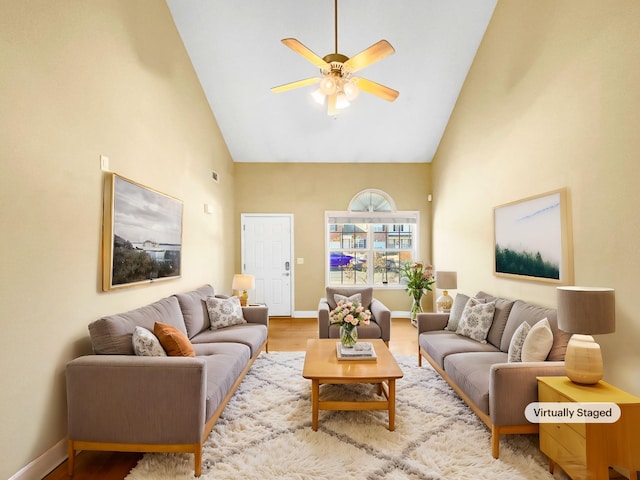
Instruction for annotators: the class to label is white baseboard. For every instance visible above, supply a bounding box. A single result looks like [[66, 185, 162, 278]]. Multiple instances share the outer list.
[[9, 438, 67, 480]]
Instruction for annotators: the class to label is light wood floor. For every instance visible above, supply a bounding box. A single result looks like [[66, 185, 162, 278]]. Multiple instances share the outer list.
[[45, 317, 418, 480]]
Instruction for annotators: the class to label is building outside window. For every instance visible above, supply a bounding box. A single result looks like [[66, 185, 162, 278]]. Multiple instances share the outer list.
[[326, 190, 419, 287]]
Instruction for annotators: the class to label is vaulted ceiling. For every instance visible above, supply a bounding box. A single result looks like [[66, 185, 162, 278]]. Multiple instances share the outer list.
[[166, 0, 496, 163]]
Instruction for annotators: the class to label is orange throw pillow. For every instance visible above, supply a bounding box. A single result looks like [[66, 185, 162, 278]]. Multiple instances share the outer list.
[[153, 322, 195, 357]]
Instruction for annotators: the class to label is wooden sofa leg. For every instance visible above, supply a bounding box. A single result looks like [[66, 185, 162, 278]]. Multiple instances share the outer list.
[[67, 440, 75, 476], [491, 426, 500, 458], [194, 446, 202, 477]]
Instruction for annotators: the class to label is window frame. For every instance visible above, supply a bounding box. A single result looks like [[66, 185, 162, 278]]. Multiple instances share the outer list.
[[325, 210, 420, 288]]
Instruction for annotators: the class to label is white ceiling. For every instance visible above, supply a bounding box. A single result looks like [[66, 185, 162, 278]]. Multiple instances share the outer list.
[[166, 0, 496, 163]]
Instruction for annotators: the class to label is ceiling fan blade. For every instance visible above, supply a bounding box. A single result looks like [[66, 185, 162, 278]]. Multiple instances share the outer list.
[[343, 40, 395, 73], [354, 77, 399, 102], [271, 77, 320, 93], [327, 94, 338, 116], [281, 38, 330, 69]]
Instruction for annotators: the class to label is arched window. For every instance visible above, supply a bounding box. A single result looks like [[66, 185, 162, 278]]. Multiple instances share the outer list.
[[326, 190, 419, 287]]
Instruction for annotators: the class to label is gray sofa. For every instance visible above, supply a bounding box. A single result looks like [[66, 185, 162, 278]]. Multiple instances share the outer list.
[[65, 284, 268, 477], [318, 286, 391, 343], [417, 291, 570, 458]]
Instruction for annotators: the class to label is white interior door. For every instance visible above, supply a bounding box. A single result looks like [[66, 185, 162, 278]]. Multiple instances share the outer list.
[[241, 214, 293, 316]]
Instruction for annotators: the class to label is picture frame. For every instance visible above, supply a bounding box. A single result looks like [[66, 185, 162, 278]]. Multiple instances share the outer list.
[[493, 188, 573, 284], [102, 173, 183, 291]]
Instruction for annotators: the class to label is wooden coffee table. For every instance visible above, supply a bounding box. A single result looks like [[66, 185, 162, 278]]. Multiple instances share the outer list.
[[302, 338, 404, 431]]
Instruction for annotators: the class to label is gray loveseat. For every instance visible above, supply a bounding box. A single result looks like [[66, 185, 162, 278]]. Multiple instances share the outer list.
[[65, 284, 268, 477], [417, 291, 570, 458]]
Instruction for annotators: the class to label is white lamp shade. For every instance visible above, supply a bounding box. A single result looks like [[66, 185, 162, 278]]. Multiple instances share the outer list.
[[232, 274, 255, 291]]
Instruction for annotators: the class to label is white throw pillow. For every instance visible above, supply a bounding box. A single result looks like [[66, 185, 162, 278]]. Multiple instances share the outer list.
[[206, 296, 246, 330], [521, 318, 554, 362], [456, 298, 496, 344], [507, 321, 531, 363], [132, 326, 167, 356]]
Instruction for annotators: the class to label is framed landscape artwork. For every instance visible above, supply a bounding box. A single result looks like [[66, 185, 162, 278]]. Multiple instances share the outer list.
[[102, 174, 183, 291], [493, 188, 573, 284]]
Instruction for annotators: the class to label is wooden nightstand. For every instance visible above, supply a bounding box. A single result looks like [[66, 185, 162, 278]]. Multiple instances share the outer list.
[[537, 376, 640, 479]]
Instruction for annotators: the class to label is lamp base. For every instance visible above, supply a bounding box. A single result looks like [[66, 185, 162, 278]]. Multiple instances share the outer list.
[[239, 290, 248, 307], [436, 291, 453, 312], [564, 334, 604, 385]]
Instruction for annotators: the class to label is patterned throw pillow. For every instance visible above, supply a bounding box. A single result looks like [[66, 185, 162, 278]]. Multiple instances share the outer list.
[[456, 298, 496, 343], [334, 293, 362, 305], [521, 318, 554, 362], [507, 321, 531, 362], [132, 326, 167, 356], [206, 296, 246, 330]]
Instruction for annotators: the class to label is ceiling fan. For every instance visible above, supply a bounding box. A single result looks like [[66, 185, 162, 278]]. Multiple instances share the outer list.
[[271, 0, 399, 115]]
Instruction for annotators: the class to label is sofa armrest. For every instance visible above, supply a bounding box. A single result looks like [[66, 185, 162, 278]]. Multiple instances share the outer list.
[[66, 355, 207, 444], [370, 298, 391, 343], [318, 298, 330, 338], [416, 312, 449, 334], [489, 361, 566, 426], [242, 305, 269, 326]]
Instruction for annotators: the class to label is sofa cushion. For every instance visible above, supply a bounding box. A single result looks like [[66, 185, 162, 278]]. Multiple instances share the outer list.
[[476, 292, 516, 350], [174, 285, 214, 338], [154, 322, 196, 357], [132, 326, 166, 357], [326, 287, 373, 310], [521, 318, 554, 362], [328, 321, 382, 340], [205, 296, 246, 330], [456, 298, 496, 343], [419, 331, 501, 369], [507, 321, 530, 362], [202, 351, 250, 420], [444, 293, 471, 331], [190, 323, 268, 357], [88, 296, 186, 355], [499, 300, 571, 361], [444, 351, 509, 416]]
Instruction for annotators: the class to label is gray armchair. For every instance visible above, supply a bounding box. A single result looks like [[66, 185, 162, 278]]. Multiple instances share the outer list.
[[318, 286, 391, 344]]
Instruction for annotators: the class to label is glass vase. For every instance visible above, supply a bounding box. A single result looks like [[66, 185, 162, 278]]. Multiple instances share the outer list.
[[340, 324, 358, 348], [410, 295, 423, 327]]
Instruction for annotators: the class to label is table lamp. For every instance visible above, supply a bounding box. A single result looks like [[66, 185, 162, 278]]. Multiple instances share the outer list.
[[557, 286, 615, 385], [232, 274, 255, 306], [435, 271, 457, 312]]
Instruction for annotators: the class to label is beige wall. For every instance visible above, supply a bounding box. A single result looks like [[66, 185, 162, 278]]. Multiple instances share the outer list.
[[234, 163, 433, 312], [432, 1, 640, 395], [0, 2, 236, 478]]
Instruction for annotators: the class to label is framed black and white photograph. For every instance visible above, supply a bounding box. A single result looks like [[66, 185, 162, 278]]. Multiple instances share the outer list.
[[494, 188, 572, 284], [102, 174, 183, 291]]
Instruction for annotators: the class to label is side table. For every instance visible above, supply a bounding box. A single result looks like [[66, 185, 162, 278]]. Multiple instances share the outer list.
[[537, 376, 640, 479]]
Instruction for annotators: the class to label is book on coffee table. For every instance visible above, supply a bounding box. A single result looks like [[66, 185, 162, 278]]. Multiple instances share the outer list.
[[336, 342, 377, 361]]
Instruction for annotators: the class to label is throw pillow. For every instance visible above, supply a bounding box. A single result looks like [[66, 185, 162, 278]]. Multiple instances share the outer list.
[[153, 322, 195, 357], [132, 326, 167, 357], [521, 317, 554, 362], [205, 295, 246, 330], [456, 298, 496, 343], [334, 293, 362, 305], [507, 321, 531, 363], [444, 293, 470, 331]]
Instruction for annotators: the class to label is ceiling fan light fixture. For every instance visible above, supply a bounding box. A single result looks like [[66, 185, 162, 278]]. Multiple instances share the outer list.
[[311, 88, 326, 105], [343, 79, 359, 101], [319, 75, 338, 95], [335, 93, 350, 110]]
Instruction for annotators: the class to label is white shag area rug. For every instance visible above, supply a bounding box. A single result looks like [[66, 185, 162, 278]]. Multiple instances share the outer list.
[[126, 352, 555, 480]]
